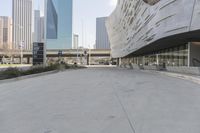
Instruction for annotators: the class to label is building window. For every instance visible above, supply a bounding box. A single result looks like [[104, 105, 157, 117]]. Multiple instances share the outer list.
[[134, 44, 189, 67]]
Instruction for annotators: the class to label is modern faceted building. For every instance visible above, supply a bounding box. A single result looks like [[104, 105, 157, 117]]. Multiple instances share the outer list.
[[45, 0, 73, 49], [96, 17, 110, 49], [106, 0, 200, 68], [12, 0, 32, 50]]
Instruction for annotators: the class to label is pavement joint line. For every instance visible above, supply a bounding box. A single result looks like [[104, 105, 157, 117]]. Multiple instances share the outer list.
[[112, 82, 136, 133]]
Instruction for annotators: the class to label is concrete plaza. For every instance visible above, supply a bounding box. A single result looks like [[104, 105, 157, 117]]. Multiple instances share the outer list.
[[0, 68, 200, 133]]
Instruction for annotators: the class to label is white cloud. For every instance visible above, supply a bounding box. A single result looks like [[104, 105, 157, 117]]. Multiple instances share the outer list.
[[109, 0, 117, 7]]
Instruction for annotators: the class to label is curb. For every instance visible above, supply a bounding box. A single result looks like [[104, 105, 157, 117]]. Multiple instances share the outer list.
[[0, 70, 59, 84], [120, 67, 200, 84], [155, 71, 200, 85]]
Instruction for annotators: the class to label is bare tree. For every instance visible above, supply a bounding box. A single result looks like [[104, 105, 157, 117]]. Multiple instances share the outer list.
[[2, 42, 15, 64]]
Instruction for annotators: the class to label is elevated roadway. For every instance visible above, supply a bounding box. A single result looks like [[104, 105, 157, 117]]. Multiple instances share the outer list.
[[0, 49, 111, 58]]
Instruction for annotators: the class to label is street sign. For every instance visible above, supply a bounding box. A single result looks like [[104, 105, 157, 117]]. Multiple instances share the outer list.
[[33, 42, 44, 65]]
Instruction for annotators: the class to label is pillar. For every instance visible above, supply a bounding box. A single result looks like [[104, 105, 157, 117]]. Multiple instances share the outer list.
[[156, 54, 159, 66], [87, 54, 89, 65], [27, 57, 30, 64]]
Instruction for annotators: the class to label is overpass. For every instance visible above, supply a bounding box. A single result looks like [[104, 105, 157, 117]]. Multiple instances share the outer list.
[[0, 49, 111, 57], [0, 49, 111, 64]]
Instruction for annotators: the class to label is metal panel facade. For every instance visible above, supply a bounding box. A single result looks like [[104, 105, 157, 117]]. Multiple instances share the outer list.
[[106, 0, 200, 58]]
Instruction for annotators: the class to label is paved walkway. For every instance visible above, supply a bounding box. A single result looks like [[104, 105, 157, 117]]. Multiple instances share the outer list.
[[0, 68, 200, 133]]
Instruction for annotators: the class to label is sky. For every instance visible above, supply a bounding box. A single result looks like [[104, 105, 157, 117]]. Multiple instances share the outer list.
[[0, 0, 117, 48]]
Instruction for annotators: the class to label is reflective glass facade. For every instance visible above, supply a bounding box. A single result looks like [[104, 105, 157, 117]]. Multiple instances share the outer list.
[[143, 44, 188, 67], [46, 0, 57, 39], [122, 44, 189, 67], [46, 0, 73, 49], [96, 17, 110, 49]]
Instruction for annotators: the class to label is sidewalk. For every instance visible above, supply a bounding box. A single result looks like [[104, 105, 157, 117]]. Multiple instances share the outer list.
[[1, 68, 200, 133]]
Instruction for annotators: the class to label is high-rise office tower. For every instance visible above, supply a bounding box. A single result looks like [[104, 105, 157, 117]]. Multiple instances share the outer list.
[[34, 10, 41, 42], [45, 0, 73, 49], [0, 16, 12, 50], [40, 17, 45, 42], [0, 18, 3, 49], [12, 0, 33, 50], [96, 17, 110, 49], [34, 10, 44, 42]]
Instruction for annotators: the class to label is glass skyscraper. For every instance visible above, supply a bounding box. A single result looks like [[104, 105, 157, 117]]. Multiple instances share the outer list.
[[45, 0, 73, 49], [96, 17, 110, 49]]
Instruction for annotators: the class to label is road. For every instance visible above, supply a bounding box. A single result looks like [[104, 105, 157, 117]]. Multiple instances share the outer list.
[[0, 68, 200, 133]]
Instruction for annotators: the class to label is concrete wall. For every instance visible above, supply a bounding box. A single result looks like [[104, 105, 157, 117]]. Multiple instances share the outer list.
[[166, 66, 200, 75], [120, 60, 200, 75]]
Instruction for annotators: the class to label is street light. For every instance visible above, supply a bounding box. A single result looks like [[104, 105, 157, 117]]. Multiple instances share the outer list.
[[11, 24, 24, 64], [19, 41, 24, 64], [76, 45, 79, 64], [88, 45, 91, 66]]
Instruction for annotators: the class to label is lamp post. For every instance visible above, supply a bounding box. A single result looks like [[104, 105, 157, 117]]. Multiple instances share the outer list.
[[12, 24, 24, 64], [88, 45, 91, 66], [76, 46, 79, 64], [19, 41, 24, 64]]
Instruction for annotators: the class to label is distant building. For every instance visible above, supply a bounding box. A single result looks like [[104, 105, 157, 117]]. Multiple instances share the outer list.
[[34, 10, 41, 42], [12, 0, 33, 50], [34, 10, 44, 43], [40, 17, 45, 42], [45, 0, 73, 49], [34, 10, 40, 42], [73, 34, 79, 49], [0, 16, 12, 50], [96, 17, 110, 49], [93, 43, 96, 49], [0, 18, 3, 49]]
